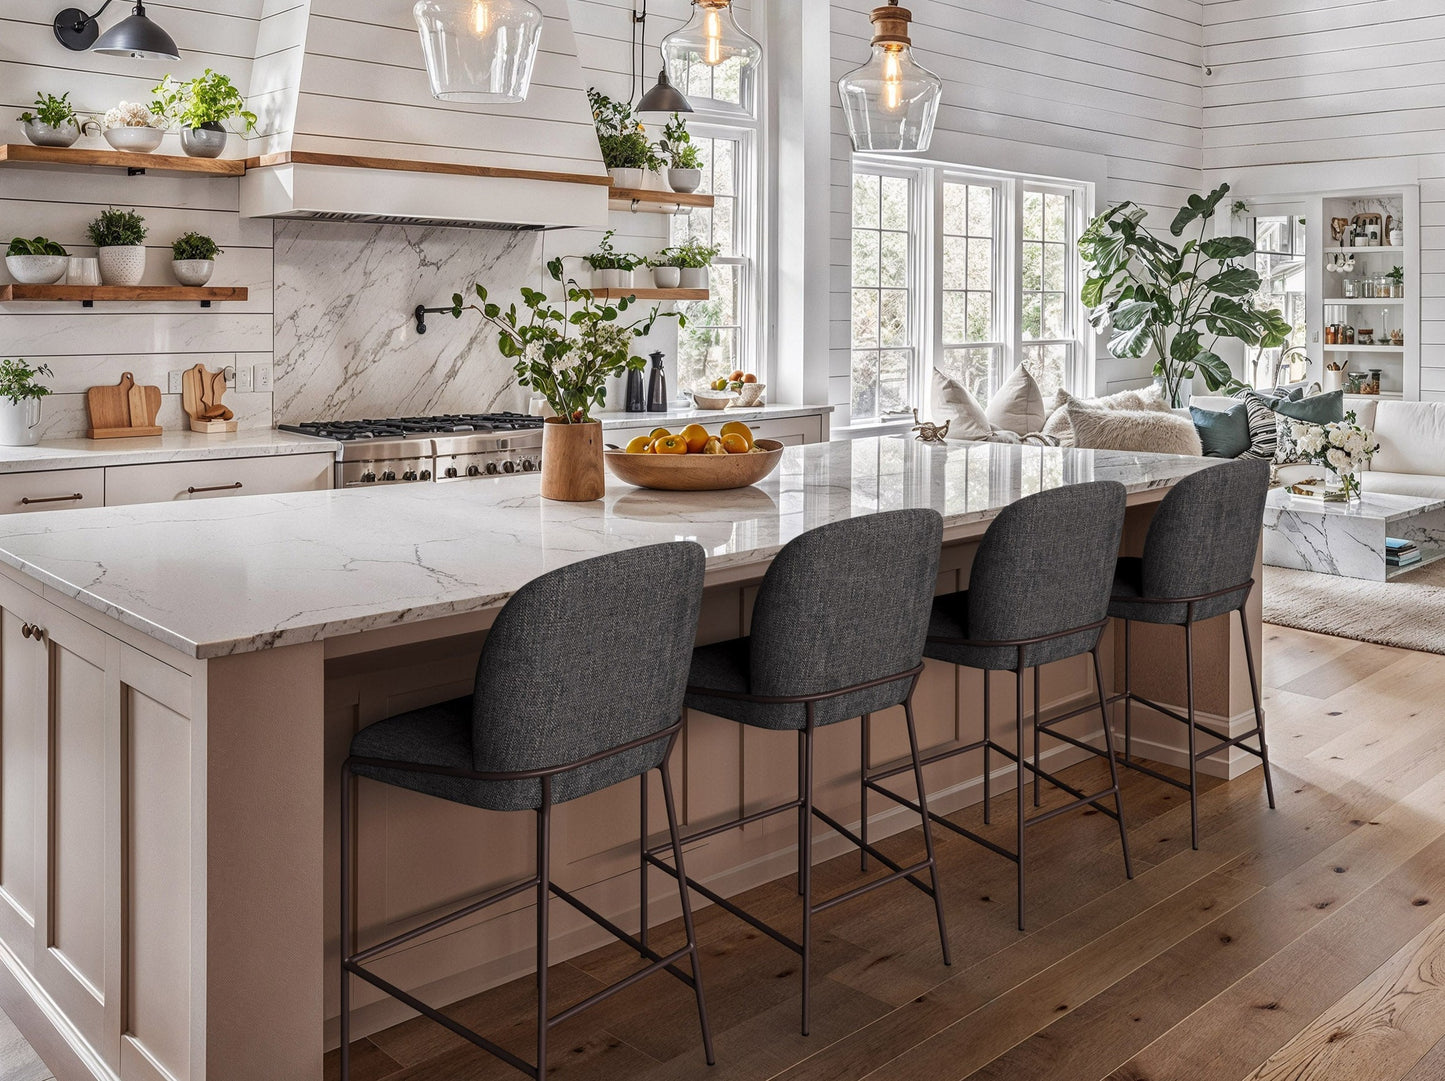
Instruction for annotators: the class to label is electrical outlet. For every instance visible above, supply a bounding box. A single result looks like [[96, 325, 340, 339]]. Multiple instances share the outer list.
[[224, 365, 237, 389], [168, 370, 183, 394], [253, 362, 273, 392], [236, 365, 254, 393]]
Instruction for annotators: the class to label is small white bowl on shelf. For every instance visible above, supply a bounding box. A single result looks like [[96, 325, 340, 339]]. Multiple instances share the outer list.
[[103, 126, 165, 153], [689, 388, 736, 410]]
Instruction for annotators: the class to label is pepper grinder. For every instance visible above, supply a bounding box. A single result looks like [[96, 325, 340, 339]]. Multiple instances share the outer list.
[[624, 365, 647, 412], [646, 351, 668, 413]]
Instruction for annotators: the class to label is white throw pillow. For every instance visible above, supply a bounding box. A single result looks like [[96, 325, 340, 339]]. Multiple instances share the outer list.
[[1065, 402, 1204, 456], [1371, 402, 1445, 476], [1042, 385, 1169, 445], [930, 368, 992, 441], [984, 366, 1047, 436]]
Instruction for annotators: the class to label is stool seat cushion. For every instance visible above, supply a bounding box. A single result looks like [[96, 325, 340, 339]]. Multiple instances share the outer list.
[[686, 636, 914, 730], [1108, 556, 1249, 626], [925, 591, 1104, 671], [350, 697, 519, 810]]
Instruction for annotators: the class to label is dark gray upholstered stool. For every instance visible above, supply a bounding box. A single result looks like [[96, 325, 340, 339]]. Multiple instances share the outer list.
[[339, 543, 714, 1081], [1110, 457, 1276, 850], [654, 509, 952, 1037], [873, 481, 1132, 932]]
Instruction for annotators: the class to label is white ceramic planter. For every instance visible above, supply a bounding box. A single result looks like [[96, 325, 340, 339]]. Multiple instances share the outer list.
[[98, 245, 146, 286], [679, 266, 709, 290], [180, 124, 227, 159], [172, 259, 215, 286], [0, 400, 41, 447], [4, 255, 69, 284], [652, 266, 681, 289], [21, 119, 80, 148], [668, 168, 702, 194], [608, 168, 645, 189], [103, 126, 165, 153], [593, 268, 633, 290]]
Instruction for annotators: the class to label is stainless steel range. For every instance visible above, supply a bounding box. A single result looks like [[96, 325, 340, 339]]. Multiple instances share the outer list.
[[279, 414, 544, 489]]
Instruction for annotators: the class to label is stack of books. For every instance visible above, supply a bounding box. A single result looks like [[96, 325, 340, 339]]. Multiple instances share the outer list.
[[1386, 538, 1421, 569]]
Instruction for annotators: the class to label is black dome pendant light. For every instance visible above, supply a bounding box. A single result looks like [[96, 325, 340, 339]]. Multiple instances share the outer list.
[[630, 2, 694, 118], [53, 1, 181, 60]]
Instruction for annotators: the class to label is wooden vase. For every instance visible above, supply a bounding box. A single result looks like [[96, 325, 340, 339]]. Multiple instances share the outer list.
[[541, 418, 606, 502]]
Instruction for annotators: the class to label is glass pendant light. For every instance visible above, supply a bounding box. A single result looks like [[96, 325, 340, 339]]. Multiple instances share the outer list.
[[413, 0, 544, 104], [837, 1, 942, 154], [661, 1, 763, 114]]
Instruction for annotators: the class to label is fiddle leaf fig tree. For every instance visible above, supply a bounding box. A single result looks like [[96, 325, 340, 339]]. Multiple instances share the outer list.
[[1079, 183, 1292, 407]]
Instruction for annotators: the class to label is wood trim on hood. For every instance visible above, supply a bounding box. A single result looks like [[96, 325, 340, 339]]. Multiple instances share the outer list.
[[244, 151, 611, 187]]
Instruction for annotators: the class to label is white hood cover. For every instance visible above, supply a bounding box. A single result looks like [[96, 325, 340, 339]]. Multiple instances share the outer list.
[[240, 0, 608, 230]]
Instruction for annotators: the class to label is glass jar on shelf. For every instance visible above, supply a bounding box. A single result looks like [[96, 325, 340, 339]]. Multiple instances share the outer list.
[[1364, 369, 1382, 395], [1342, 278, 1361, 298]]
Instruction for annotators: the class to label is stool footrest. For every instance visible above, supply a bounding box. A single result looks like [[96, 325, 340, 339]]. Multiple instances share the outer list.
[[550, 883, 699, 992]]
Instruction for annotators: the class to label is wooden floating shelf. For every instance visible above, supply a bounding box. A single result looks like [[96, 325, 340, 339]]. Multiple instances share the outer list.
[[1322, 344, 1404, 353], [0, 144, 244, 176], [0, 284, 249, 307], [590, 288, 710, 301], [608, 187, 715, 214]]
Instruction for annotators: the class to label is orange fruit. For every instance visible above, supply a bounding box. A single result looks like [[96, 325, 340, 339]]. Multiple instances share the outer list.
[[721, 432, 750, 454], [624, 435, 653, 454], [648, 427, 671, 440], [729, 369, 745, 382], [742, 372, 758, 384], [719, 421, 754, 448], [653, 435, 688, 455], [681, 423, 710, 453]]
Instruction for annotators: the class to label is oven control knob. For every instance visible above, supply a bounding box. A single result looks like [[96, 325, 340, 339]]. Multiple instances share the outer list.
[[419, 470, 433, 481], [503, 460, 516, 474], [444, 466, 458, 479], [485, 462, 500, 475], [360, 472, 376, 484], [381, 470, 396, 482], [521, 459, 537, 472], [467, 465, 481, 477], [402, 470, 418, 482]]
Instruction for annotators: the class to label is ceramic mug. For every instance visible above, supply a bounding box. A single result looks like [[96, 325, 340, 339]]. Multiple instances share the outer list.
[[67, 257, 101, 286], [0, 400, 41, 447]]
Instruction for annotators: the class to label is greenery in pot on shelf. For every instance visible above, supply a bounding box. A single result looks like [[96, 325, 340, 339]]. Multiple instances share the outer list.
[[0, 360, 53, 405], [152, 70, 257, 157], [6, 237, 67, 258], [584, 230, 644, 289], [449, 257, 683, 424], [589, 89, 662, 180], [1079, 183, 1292, 408], [17, 92, 83, 147], [660, 113, 703, 193], [5, 236, 69, 285], [87, 207, 148, 287], [0, 360, 53, 447], [171, 231, 222, 286], [655, 241, 720, 290]]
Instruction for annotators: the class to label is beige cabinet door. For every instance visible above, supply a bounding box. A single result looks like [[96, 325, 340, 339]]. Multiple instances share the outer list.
[[0, 578, 44, 970], [104, 453, 333, 507], [0, 468, 105, 515]]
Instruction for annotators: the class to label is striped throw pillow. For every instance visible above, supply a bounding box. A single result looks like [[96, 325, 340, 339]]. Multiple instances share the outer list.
[[1232, 390, 1279, 461]]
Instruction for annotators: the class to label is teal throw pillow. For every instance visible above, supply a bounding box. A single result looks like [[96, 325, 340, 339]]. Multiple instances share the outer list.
[[1190, 402, 1251, 459], [1276, 389, 1345, 425]]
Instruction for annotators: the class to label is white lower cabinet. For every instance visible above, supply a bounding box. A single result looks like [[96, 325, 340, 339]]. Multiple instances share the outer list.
[[0, 468, 105, 515], [104, 453, 333, 507]]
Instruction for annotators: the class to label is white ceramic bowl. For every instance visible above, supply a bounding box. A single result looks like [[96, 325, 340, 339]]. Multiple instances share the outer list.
[[103, 126, 165, 153], [5, 254, 69, 284], [690, 389, 736, 410]]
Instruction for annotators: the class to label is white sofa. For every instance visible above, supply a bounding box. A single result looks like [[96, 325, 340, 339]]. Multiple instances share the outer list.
[[1191, 396, 1445, 500]]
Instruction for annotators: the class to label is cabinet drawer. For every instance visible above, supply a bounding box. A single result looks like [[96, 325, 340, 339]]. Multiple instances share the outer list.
[[104, 454, 332, 507], [0, 469, 105, 515], [745, 415, 824, 446]]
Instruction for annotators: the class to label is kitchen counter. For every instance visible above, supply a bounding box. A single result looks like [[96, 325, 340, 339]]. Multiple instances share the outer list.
[[0, 428, 338, 474], [0, 437, 1211, 659], [597, 402, 833, 429]]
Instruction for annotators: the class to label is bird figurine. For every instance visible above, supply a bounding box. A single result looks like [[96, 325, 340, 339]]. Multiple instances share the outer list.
[[911, 409, 950, 444]]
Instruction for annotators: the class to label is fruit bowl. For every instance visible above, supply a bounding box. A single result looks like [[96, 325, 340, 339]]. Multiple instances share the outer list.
[[605, 438, 785, 491], [690, 388, 736, 410]]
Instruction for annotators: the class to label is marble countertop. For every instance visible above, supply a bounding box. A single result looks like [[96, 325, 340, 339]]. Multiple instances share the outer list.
[[0, 436, 1213, 660], [597, 403, 833, 429], [0, 430, 339, 474]]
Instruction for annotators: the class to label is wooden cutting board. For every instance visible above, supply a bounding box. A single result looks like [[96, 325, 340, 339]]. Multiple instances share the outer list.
[[86, 373, 163, 440]]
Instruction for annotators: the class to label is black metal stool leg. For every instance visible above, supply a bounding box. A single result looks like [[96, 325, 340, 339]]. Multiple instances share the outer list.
[[1015, 666, 1027, 932], [904, 696, 952, 966], [797, 730, 807, 898], [1184, 620, 1199, 851], [536, 795, 552, 1081], [982, 678, 992, 825], [640, 773, 650, 952], [860, 713, 871, 872], [1238, 607, 1277, 810], [1122, 618, 1134, 762], [660, 764, 716, 1065], [340, 763, 353, 1081], [800, 719, 816, 1036], [1092, 649, 1133, 879], [1032, 667, 1042, 808]]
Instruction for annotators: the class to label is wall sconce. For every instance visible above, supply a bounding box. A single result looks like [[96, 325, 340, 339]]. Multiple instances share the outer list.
[[53, 2, 181, 60]]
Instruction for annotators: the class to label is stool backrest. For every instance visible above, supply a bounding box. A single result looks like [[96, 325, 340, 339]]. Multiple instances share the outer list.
[[1141, 458, 1269, 604], [471, 542, 706, 805], [966, 481, 1127, 645], [748, 509, 944, 699]]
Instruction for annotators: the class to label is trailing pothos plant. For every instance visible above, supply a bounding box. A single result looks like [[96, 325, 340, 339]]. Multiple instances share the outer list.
[[1079, 183, 1292, 407], [450, 258, 683, 424]]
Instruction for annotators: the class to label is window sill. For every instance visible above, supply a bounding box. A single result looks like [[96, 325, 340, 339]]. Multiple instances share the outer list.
[[833, 416, 915, 440]]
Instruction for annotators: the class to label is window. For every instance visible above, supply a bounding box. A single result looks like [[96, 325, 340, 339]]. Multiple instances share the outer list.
[[848, 164, 1091, 422], [1253, 213, 1308, 389]]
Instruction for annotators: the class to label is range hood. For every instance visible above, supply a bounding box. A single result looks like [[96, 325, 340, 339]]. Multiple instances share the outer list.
[[239, 0, 608, 231]]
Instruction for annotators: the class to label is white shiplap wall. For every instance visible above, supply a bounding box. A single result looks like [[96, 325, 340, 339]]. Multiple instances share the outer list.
[[828, 0, 1207, 422], [1203, 0, 1445, 400], [0, 1, 272, 436]]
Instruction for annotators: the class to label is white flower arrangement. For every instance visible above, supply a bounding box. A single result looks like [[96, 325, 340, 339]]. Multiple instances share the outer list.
[[1285, 411, 1379, 499], [101, 101, 160, 131]]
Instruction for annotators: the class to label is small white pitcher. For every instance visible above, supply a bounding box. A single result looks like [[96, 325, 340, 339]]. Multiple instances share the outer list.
[[0, 399, 42, 446]]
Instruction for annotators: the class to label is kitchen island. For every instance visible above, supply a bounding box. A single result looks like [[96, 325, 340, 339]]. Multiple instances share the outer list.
[[0, 436, 1262, 1081]]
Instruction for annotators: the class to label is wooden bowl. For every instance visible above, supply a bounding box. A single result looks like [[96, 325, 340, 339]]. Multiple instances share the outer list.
[[689, 389, 736, 410], [605, 439, 785, 491]]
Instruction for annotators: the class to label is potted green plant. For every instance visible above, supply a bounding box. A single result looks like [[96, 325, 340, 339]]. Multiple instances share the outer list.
[[100, 100, 165, 153], [6, 237, 69, 284], [171, 231, 222, 286], [87, 208, 148, 286], [664, 241, 720, 290], [1388, 265, 1405, 298], [449, 259, 683, 501], [589, 89, 661, 189], [660, 113, 703, 194], [646, 252, 681, 290], [152, 70, 257, 159], [1079, 183, 1292, 407], [0, 360, 53, 447], [17, 92, 82, 148], [584, 230, 644, 289]]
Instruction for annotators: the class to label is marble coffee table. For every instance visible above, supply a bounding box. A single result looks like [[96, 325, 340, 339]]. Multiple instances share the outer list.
[[1264, 488, 1445, 581]]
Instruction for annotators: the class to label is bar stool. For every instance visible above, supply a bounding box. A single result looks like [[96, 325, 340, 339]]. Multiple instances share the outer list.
[[871, 482, 1132, 931], [651, 509, 952, 1036], [339, 542, 714, 1081], [1110, 457, 1276, 850]]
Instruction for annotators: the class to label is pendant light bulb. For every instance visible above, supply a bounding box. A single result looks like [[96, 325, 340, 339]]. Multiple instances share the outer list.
[[661, 1, 763, 113], [703, 6, 723, 65], [837, 2, 942, 154], [472, 0, 490, 35], [413, 0, 544, 104]]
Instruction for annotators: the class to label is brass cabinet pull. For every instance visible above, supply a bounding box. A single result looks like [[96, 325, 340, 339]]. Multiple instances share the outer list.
[[187, 482, 244, 495], [20, 493, 83, 506], [21, 624, 45, 643]]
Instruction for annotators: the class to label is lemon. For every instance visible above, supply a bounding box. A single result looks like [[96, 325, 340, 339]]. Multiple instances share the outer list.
[[653, 435, 688, 455], [681, 423, 710, 453], [719, 421, 754, 449], [624, 435, 653, 454]]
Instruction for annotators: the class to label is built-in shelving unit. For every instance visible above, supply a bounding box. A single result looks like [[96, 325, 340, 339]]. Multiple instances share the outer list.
[[607, 187, 715, 215], [0, 144, 245, 176], [0, 285, 248, 307], [590, 288, 710, 301]]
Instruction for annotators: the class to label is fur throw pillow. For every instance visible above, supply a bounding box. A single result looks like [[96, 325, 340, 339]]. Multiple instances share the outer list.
[[984, 366, 1047, 436], [1042, 384, 1169, 445], [930, 368, 992, 441], [1065, 402, 1204, 456]]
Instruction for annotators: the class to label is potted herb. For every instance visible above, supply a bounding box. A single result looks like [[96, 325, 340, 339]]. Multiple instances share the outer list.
[[589, 89, 660, 189], [100, 100, 165, 153], [664, 241, 720, 290], [0, 360, 53, 447], [152, 70, 257, 159], [1079, 183, 1292, 407], [17, 92, 82, 148], [1388, 265, 1405, 298], [86, 208, 148, 286], [584, 230, 644, 289], [6, 237, 69, 285], [647, 252, 682, 290], [450, 259, 683, 501], [660, 114, 703, 194], [171, 231, 222, 286]]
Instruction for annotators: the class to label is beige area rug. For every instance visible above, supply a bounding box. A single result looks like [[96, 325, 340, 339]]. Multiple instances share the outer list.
[[1262, 560, 1445, 655]]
